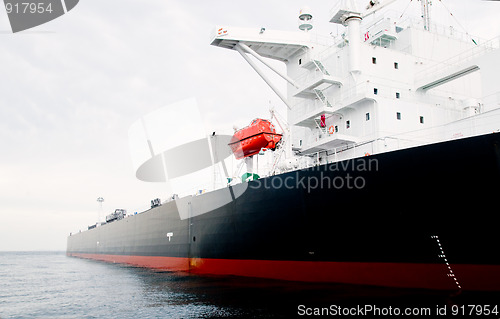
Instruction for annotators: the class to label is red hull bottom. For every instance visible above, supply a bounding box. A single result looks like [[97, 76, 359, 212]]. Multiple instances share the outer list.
[[67, 253, 500, 291]]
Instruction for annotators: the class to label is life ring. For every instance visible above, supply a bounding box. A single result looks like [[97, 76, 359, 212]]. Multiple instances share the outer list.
[[364, 152, 371, 156], [328, 125, 334, 134]]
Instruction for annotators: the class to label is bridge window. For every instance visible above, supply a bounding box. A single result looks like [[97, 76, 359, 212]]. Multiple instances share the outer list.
[[372, 57, 377, 64], [420, 116, 425, 124], [394, 62, 399, 69], [396, 112, 402, 120]]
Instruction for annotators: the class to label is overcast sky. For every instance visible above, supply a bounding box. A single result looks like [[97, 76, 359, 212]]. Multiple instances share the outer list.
[[0, 0, 498, 251]]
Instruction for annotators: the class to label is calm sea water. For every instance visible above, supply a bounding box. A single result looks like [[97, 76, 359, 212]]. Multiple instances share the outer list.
[[0, 252, 499, 318]]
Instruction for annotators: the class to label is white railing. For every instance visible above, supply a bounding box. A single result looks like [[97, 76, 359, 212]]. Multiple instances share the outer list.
[[310, 40, 347, 64], [292, 79, 465, 122], [307, 32, 337, 48], [306, 107, 500, 166], [415, 36, 500, 85], [363, 9, 489, 45], [340, 80, 465, 110]]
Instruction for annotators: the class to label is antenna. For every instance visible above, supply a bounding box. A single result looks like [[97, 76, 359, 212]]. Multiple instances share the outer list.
[[97, 197, 104, 224]]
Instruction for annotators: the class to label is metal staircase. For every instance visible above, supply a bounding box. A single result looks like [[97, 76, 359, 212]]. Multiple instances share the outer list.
[[312, 60, 330, 76], [311, 60, 334, 109], [314, 117, 327, 134], [293, 58, 341, 98], [313, 89, 333, 108]]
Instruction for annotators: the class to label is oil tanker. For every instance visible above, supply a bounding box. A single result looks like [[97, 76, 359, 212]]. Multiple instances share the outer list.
[[67, 0, 500, 291]]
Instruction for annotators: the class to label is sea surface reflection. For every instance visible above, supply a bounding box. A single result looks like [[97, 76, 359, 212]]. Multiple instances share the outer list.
[[0, 252, 498, 318]]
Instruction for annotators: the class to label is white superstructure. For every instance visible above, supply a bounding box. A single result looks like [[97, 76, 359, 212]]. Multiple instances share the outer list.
[[211, 0, 500, 176]]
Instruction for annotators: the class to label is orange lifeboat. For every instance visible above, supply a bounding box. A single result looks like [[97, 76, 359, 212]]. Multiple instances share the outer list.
[[229, 119, 282, 160]]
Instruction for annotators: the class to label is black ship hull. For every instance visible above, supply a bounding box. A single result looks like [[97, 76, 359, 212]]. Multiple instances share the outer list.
[[67, 133, 500, 291]]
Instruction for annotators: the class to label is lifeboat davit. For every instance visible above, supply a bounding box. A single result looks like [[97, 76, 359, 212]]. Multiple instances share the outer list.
[[229, 119, 282, 160]]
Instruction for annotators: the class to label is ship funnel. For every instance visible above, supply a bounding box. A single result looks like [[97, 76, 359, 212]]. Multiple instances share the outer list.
[[329, 1, 362, 74], [298, 6, 313, 31]]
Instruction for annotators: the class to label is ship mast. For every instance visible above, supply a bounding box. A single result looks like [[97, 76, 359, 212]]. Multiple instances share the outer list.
[[97, 197, 104, 224], [420, 0, 431, 31]]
